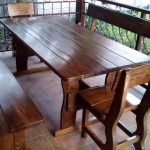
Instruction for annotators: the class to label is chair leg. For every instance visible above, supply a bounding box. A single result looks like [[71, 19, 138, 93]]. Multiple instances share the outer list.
[[104, 123, 117, 150], [81, 107, 89, 138], [133, 111, 149, 150], [133, 83, 150, 150]]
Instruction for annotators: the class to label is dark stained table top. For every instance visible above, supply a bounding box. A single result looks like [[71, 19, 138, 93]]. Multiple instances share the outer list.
[[1, 16, 150, 81]]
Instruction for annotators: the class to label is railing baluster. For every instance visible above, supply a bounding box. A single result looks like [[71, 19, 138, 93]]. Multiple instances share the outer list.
[[43, 2, 44, 15], [111, 25, 117, 41], [99, 21, 105, 35], [119, 28, 124, 45], [125, 31, 132, 47], [135, 12, 146, 51]]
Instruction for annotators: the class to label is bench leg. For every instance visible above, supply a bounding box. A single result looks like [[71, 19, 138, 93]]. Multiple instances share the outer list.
[[13, 130, 26, 150]]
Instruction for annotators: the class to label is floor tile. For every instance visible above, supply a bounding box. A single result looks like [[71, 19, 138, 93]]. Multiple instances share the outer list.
[[26, 135, 53, 150]]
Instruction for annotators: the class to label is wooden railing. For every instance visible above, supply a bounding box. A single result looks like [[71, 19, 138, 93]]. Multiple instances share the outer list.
[[80, 0, 150, 55]]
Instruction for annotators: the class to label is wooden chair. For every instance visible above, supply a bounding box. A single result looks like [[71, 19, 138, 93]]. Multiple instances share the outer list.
[[7, 3, 34, 57], [8, 3, 34, 18], [78, 64, 150, 150], [81, 3, 150, 89]]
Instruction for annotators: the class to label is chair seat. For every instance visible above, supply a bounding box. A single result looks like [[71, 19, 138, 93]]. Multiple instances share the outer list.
[[79, 87, 141, 116], [80, 87, 114, 106], [79, 87, 114, 116]]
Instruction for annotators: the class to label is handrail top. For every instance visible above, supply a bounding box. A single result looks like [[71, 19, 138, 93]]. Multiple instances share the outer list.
[[85, 0, 150, 15]]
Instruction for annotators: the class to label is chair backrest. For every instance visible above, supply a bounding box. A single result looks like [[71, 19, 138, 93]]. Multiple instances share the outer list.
[[128, 64, 150, 87], [107, 64, 150, 122], [87, 3, 150, 38], [8, 3, 34, 18]]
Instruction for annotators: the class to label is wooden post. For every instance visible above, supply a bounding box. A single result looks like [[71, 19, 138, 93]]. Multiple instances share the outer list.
[[135, 13, 146, 51], [75, 0, 84, 25]]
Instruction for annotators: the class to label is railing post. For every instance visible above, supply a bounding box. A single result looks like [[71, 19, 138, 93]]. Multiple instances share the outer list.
[[81, 0, 85, 27], [75, 0, 85, 26], [75, 0, 82, 24], [135, 12, 146, 51]]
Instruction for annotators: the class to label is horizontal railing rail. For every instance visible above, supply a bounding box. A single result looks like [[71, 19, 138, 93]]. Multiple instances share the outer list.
[[97, 0, 150, 15]]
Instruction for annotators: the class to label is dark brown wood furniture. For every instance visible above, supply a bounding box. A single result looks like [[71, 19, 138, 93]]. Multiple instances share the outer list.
[[81, 3, 150, 89], [78, 64, 150, 150], [0, 60, 44, 150], [0, 16, 150, 136]]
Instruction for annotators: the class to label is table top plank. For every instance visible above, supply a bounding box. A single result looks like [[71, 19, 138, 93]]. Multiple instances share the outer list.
[[20, 20, 117, 70], [1, 18, 113, 73], [51, 16, 150, 64], [24, 16, 134, 67]]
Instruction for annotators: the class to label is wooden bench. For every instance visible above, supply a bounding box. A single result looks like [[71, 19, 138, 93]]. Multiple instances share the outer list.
[[81, 3, 150, 89], [0, 60, 44, 150]]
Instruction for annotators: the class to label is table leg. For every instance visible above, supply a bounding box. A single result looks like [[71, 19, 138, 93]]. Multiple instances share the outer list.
[[55, 79, 80, 136], [61, 80, 80, 128], [14, 37, 28, 72]]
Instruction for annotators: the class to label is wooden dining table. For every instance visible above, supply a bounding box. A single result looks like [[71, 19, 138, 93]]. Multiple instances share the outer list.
[[1, 16, 150, 136]]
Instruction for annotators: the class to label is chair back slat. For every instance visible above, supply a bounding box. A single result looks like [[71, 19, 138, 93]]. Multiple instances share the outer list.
[[107, 69, 130, 122], [8, 3, 34, 17], [87, 4, 150, 38], [129, 64, 150, 87]]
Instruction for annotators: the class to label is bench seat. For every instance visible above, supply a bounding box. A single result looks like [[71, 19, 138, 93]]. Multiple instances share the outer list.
[[0, 60, 44, 149]]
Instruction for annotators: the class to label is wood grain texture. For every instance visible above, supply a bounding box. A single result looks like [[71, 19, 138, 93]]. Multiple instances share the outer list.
[[1, 16, 150, 80], [51, 16, 150, 64], [8, 3, 34, 17]]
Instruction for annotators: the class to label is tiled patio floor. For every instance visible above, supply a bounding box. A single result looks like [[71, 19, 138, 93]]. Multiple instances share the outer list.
[[0, 52, 150, 150]]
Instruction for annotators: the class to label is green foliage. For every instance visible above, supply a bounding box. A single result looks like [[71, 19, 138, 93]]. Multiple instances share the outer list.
[[0, 30, 3, 41]]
